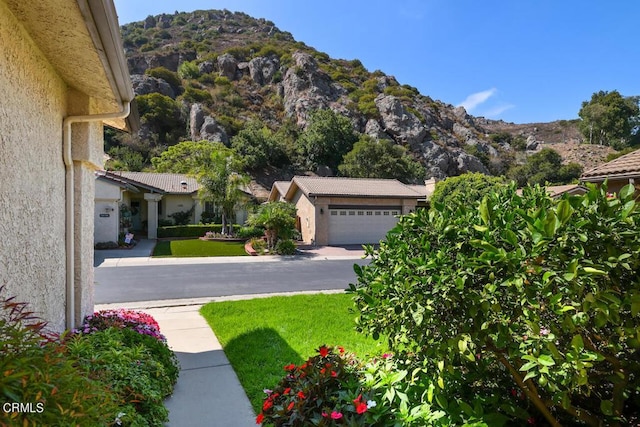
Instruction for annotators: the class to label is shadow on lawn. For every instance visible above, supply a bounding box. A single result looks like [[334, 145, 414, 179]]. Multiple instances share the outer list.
[[223, 327, 305, 411]]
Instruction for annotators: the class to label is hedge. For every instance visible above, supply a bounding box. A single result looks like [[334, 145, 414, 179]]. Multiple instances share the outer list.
[[157, 224, 240, 238]]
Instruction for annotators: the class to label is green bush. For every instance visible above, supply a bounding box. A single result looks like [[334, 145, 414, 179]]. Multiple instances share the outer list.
[[249, 237, 267, 254], [236, 225, 265, 239], [351, 183, 640, 425], [168, 206, 194, 226], [66, 327, 179, 426], [429, 172, 506, 207], [275, 239, 296, 255], [145, 67, 182, 93], [0, 288, 119, 426]]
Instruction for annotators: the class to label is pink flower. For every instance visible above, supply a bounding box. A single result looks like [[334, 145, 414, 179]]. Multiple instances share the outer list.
[[330, 411, 343, 420]]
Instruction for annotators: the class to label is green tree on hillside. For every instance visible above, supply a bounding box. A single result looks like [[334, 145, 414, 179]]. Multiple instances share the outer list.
[[298, 109, 358, 172], [507, 148, 583, 187], [338, 135, 424, 183], [578, 90, 639, 149], [136, 93, 185, 145], [151, 140, 230, 174], [231, 120, 288, 169]]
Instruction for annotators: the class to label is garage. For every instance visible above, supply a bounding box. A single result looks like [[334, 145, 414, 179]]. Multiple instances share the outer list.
[[327, 207, 401, 245]]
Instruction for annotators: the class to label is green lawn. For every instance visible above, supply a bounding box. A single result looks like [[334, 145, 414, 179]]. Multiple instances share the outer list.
[[152, 239, 248, 257], [200, 293, 386, 412]]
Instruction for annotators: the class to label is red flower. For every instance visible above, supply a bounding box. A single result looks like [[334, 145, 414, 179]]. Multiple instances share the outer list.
[[320, 368, 326, 374], [284, 387, 291, 395], [262, 400, 273, 411], [256, 413, 264, 424], [297, 391, 306, 399], [284, 363, 296, 371], [353, 394, 363, 404], [319, 346, 329, 357], [338, 346, 345, 354], [331, 411, 343, 420], [356, 402, 368, 414], [287, 401, 295, 411], [331, 371, 338, 378]]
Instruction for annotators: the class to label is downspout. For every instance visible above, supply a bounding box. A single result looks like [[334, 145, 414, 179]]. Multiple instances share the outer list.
[[63, 101, 131, 330]]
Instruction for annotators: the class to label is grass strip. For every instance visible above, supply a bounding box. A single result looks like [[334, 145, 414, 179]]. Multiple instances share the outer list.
[[200, 293, 386, 412], [152, 239, 247, 257]]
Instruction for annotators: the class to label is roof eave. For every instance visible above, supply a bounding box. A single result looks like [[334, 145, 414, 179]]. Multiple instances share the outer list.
[[76, 0, 139, 132]]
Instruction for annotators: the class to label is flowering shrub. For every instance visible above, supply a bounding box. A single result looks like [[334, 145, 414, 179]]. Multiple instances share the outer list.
[[75, 309, 166, 341], [257, 345, 382, 426]]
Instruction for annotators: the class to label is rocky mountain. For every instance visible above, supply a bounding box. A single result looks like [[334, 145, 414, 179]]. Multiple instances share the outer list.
[[114, 9, 606, 188]]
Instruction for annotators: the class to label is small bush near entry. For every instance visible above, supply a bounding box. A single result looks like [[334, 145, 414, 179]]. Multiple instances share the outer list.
[[275, 239, 296, 255], [75, 308, 165, 342], [66, 327, 179, 426], [351, 183, 640, 426], [0, 288, 119, 426]]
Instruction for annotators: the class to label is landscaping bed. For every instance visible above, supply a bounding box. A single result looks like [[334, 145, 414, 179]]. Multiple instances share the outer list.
[[0, 290, 179, 426]]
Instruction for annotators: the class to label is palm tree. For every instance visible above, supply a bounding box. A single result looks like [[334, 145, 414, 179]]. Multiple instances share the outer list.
[[198, 151, 249, 235]]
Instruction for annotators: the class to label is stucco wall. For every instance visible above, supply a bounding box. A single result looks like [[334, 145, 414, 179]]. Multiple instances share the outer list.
[[292, 191, 317, 244], [0, 2, 68, 331], [164, 195, 197, 220]]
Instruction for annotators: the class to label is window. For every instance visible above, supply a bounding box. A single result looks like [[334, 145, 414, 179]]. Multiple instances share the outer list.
[[204, 201, 215, 213], [349, 211, 356, 216], [383, 211, 390, 216], [392, 210, 400, 215], [366, 211, 373, 216], [357, 211, 364, 215], [339, 211, 347, 216], [330, 210, 338, 216], [375, 211, 381, 216]]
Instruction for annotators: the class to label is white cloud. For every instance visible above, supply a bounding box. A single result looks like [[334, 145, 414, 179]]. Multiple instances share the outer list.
[[481, 104, 515, 118], [457, 88, 497, 112]]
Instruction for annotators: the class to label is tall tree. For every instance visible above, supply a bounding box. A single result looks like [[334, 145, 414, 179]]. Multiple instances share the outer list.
[[338, 135, 424, 183], [507, 148, 582, 187], [150, 140, 249, 233], [230, 120, 288, 169], [578, 90, 639, 149], [298, 109, 358, 172]]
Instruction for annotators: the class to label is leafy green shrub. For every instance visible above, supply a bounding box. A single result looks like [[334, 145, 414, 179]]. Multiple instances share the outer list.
[[145, 67, 182, 93], [182, 85, 213, 103], [0, 288, 119, 426], [237, 225, 265, 239], [249, 237, 267, 254], [351, 183, 640, 425], [248, 202, 297, 250], [66, 327, 179, 426], [429, 172, 506, 207], [275, 239, 296, 255], [168, 206, 195, 226], [158, 218, 173, 227], [177, 60, 200, 79]]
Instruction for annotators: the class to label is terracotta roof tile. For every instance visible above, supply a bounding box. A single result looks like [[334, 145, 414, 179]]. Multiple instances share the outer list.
[[290, 176, 424, 198], [581, 149, 640, 180]]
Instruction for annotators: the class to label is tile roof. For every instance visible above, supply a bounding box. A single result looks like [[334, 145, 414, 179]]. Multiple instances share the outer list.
[[581, 148, 640, 180], [516, 184, 588, 198], [289, 176, 424, 199], [104, 171, 199, 194]]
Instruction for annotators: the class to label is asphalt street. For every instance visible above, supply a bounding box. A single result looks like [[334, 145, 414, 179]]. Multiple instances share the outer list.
[[95, 258, 369, 304]]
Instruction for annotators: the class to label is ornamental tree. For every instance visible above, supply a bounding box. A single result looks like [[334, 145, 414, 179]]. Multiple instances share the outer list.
[[578, 90, 640, 149], [351, 183, 640, 426]]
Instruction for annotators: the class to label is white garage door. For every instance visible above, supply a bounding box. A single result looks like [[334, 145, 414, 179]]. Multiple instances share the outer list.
[[327, 207, 401, 245]]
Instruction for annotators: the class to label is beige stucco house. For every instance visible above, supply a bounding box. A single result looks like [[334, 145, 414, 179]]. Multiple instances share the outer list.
[[581, 149, 640, 196], [0, 0, 137, 332], [270, 176, 426, 245], [95, 171, 251, 242]]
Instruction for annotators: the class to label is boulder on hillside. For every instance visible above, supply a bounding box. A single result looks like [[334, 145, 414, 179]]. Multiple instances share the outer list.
[[248, 56, 279, 85], [282, 51, 343, 126], [217, 53, 238, 80], [375, 94, 427, 148], [200, 116, 229, 145], [131, 74, 175, 99]]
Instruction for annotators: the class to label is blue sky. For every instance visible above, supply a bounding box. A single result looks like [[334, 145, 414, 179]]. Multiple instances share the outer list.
[[113, 0, 638, 124]]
